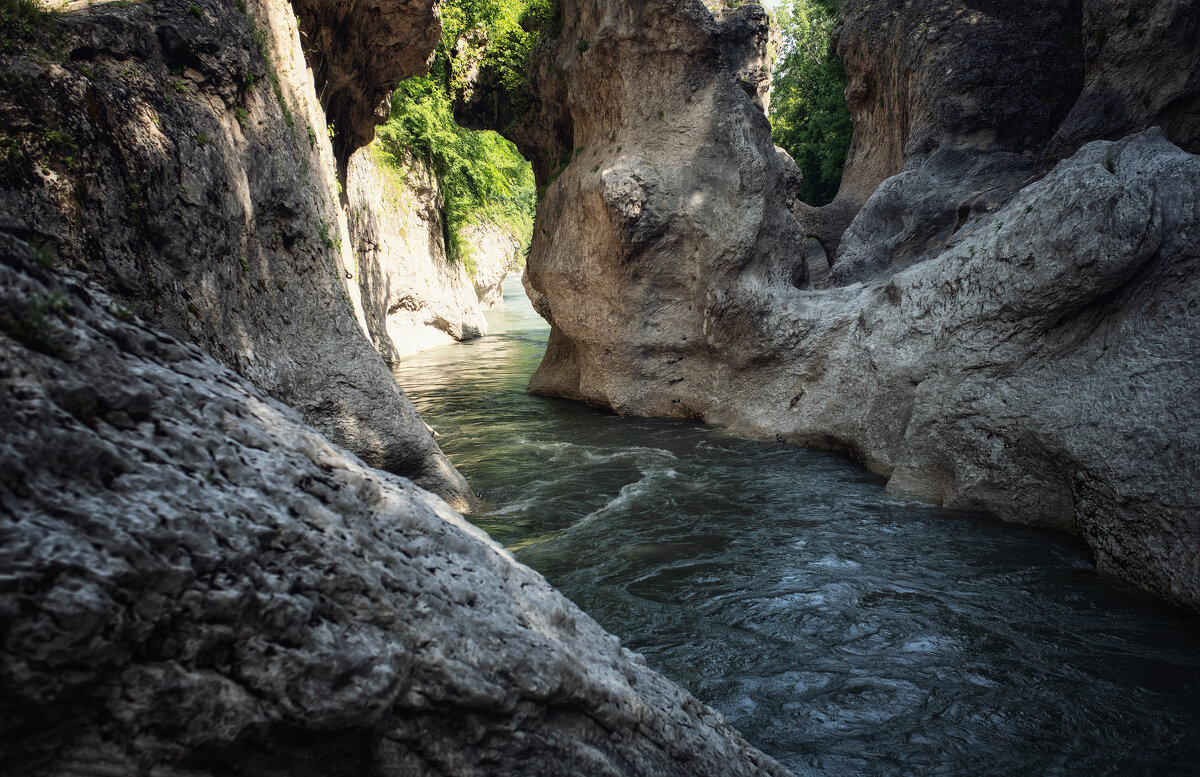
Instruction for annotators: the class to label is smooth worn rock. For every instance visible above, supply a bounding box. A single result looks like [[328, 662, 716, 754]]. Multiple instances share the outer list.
[[829, 0, 1199, 283], [465, 0, 1200, 611], [460, 0, 809, 413], [1048, 0, 1200, 158], [0, 0, 473, 507], [347, 146, 522, 362], [0, 235, 792, 777]]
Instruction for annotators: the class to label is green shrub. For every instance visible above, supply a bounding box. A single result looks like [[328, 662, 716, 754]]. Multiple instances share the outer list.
[[0, 0, 47, 37], [0, 291, 71, 358], [769, 0, 851, 206]]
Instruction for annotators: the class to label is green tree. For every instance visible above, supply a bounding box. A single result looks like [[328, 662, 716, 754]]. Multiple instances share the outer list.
[[769, 0, 851, 206]]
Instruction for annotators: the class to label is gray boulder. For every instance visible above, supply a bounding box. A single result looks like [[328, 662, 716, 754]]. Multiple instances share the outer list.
[[0, 234, 791, 776]]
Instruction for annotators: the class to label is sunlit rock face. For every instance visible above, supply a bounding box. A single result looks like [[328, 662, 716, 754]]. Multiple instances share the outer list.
[[0, 235, 791, 777], [457, 0, 808, 416], [346, 148, 523, 362], [0, 0, 473, 508], [461, 0, 1200, 610]]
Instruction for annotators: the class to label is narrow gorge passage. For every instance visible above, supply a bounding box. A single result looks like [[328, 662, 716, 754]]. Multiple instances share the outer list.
[[394, 276, 1200, 777]]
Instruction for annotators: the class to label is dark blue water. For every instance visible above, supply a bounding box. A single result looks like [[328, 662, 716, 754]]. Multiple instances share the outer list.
[[393, 276, 1200, 777]]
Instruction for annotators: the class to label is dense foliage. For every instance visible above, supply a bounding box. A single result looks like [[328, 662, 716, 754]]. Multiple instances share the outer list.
[[441, 0, 560, 120], [375, 0, 555, 270], [768, 0, 852, 206]]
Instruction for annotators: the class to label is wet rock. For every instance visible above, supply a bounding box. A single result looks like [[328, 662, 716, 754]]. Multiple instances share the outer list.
[[0, 233, 791, 776]]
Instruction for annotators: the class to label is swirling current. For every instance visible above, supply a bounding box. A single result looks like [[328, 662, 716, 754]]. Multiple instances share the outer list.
[[393, 276, 1200, 777]]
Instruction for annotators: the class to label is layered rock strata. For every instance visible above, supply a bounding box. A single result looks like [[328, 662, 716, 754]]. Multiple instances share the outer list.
[[0, 235, 791, 776], [347, 146, 522, 362], [463, 0, 1200, 610], [0, 0, 473, 507]]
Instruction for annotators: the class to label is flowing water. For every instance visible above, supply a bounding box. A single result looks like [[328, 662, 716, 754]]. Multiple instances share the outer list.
[[393, 276, 1200, 777]]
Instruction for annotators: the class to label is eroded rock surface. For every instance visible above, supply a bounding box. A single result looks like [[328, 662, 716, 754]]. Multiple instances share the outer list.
[[0, 235, 791, 777], [458, 0, 809, 412], [291, 0, 441, 167], [464, 0, 1200, 610], [347, 146, 522, 362], [831, 0, 1199, 284], [0, 0, 473, 507]]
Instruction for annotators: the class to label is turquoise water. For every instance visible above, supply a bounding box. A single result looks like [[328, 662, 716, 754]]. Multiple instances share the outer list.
[[393, 276, 1200, 777]]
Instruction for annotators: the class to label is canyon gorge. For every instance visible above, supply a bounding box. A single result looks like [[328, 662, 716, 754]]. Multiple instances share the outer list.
[[1, 0, 1197, 774]]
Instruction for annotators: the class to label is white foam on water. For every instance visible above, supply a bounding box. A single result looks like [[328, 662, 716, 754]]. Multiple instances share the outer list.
[[564, 466, 681, 534]]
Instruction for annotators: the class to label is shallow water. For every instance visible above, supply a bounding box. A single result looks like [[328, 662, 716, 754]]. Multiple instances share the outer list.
[[393, 276, 1200, 777]]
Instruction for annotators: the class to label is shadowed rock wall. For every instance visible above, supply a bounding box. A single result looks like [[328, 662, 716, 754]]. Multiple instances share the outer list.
[[291, 0, 441, 170], [0, 0, 474, 507]]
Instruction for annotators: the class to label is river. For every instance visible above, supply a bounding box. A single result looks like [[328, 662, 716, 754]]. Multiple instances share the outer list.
[[393, 275, 1200, 777]]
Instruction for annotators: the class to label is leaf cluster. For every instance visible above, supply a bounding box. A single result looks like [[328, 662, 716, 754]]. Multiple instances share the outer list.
[[441, 0, 560, 122], [769, 0, 851, 206]]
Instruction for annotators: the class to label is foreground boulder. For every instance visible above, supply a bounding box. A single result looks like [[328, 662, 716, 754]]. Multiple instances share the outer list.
[[0, 235, 790, 776]]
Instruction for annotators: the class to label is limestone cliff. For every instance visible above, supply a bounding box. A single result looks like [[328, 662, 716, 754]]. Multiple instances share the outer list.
[[0, 0, 474, 507], [0, 234, 790, 777], [463, 0, 1200, 611], [347, 145, 523, 362], [831, 0, 1200, 282]]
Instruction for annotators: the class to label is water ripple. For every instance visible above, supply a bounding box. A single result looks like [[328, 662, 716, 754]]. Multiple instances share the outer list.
[[394, 277, 1200, 777]]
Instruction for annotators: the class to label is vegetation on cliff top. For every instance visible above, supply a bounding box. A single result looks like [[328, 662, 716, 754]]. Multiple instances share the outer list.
[[769, 0, 852, 205], [376, 0, 555, 271], [377, 78, 534, 271]]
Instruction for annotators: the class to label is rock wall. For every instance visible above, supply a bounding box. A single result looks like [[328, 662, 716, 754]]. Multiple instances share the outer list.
[[831, 0, 1200, 283], [347, 145, 522, 362], [0, 0, 474, 507], [0, 235, 790, 777], [464, 0, 1200, 611], [290, 0, 441, 168], [457, 0, 808, 409]]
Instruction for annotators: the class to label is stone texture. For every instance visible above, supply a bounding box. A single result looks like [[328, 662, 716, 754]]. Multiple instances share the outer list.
[[0, 234, 791, 777], [460, 0, 809, 412], [291, 0, 441, 169], [347, 146, 522, 362], [464, 0, 1200, 610], [466, 220, 524, 309], [830, 0, 1199, 284], [0, 0, 473, 507], [746, 131, 1199, 612], [1048, 0, 1200, 158]]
